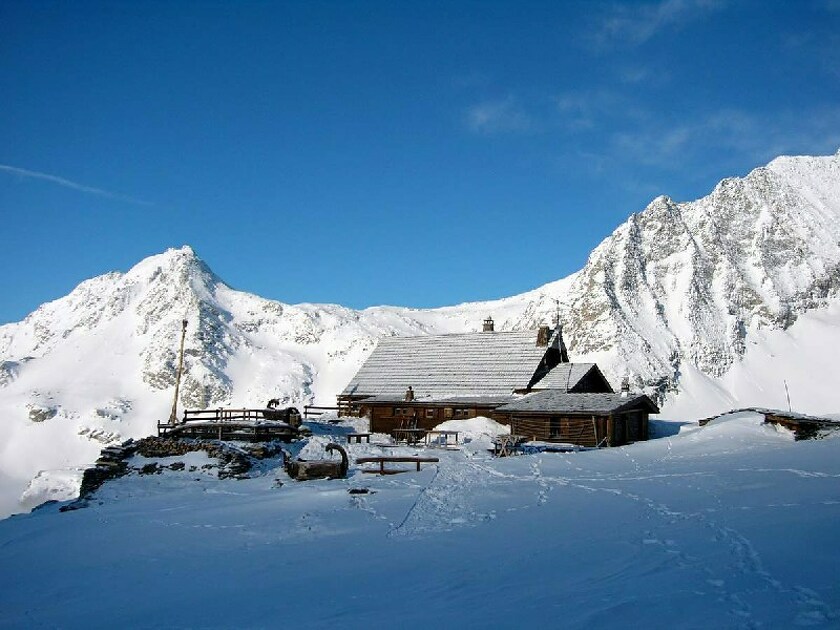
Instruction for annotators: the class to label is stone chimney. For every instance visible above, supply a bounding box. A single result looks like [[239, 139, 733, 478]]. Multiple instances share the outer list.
[[483, 316, 494, 332], [620, 376, 630, 397], [536, 325, 551, 347], [405, 386, 415, 402]]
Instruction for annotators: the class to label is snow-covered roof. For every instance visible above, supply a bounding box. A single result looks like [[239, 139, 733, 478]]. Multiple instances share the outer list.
[[532, 363, 603, 391], [341, 328, 563, 398], [497, 391, 659, 415]]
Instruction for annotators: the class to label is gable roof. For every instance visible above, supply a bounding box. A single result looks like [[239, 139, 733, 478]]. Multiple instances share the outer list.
[[532, 363, 609, 392], [496, 391, 660, 415], [340, 328, 563, 399]]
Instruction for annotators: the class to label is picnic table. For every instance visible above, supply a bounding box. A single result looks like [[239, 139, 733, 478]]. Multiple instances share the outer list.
[[391, 428, 427, 445], [493, 434, 528, 457], [423, 430, 460, 448], [356, 456, 440, 475]]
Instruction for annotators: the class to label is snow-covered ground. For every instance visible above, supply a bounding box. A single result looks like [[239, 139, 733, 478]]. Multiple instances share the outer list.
[[1, 414, 838, 628], [662, 301, 840, 419]]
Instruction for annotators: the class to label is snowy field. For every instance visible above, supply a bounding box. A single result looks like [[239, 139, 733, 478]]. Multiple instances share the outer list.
[[1, 413, 839, 628]]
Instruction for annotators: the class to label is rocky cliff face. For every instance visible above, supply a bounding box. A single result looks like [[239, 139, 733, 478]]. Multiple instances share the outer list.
[[1, 149, 839, 516], [551, 151, 840, 397]]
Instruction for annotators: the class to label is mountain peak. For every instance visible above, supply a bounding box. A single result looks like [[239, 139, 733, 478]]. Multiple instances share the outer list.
[[124, 245, 224, 293]]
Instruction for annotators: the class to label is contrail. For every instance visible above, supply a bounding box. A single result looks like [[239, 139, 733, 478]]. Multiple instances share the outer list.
[[0, 163, 152, 206]]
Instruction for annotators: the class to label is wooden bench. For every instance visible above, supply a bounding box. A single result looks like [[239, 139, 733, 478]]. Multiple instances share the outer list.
[[346, 432, 372, 444], [356, 456, 439, 475]]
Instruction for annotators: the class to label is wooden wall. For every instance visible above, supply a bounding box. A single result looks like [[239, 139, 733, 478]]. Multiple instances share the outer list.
[[509, 411, 649, 447], [367, 403, 504, 434], [510, 415, 604, 447], [569, 369, 613, 394], [365, 402, 649, 446]]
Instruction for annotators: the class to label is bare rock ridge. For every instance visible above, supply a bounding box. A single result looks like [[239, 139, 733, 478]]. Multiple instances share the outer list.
[[556, 151, 840, 397], [0, 149, 839, 516]]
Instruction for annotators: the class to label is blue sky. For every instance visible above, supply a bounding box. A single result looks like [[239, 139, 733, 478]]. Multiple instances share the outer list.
[[1, 1, 839, 324]]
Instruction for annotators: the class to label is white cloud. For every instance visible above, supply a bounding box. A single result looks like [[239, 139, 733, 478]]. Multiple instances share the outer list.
[[593, 0, 726, 48], [554, 88, 649, 132], [465, 97, 533, 135], [618, 65, 665, 85], [0, 164, 151, 206], [609, 107, 840, 173]]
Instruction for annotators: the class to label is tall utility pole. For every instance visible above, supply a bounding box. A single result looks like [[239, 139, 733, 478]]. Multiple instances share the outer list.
[[784, 379, 792, 413], [168, 319, 188, 426]]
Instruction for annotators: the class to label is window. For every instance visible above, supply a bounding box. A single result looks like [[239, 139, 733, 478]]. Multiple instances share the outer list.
[[454, 408, 471, 418], [425, 409, 435, 419], [444, 407, 453, 419]]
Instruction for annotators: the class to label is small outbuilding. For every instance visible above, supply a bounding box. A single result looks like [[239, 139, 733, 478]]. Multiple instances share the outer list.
[[495, 391, 659, 447]]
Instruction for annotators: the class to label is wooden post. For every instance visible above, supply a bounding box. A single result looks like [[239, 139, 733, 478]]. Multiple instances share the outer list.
[[168, 319, 188, 427]]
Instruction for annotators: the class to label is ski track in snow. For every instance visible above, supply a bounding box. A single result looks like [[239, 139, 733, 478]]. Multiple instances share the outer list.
[[532, 466, 837, 627], [387, 461, 499, 537], [2, 415, 840, 627], [387, 446, 839, 627]]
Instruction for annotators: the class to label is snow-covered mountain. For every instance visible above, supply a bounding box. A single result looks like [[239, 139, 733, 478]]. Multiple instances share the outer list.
[[1, 149, 839, 516], [558, 149, 840, 415]]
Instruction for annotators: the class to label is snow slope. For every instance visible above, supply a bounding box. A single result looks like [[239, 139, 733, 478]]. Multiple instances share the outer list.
[[1, 415, 838, 628], [1, 149, 840, 517]]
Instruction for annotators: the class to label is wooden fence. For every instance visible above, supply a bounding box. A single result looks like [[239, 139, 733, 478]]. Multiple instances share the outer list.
[[303, 405, 342, 420], [183, 408, 269, 423]]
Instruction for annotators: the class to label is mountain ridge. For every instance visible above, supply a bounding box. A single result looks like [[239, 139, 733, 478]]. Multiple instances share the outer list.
[[1, 149, 839, 516]]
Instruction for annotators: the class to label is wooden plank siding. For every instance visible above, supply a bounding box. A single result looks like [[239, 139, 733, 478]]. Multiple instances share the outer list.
[[367, 403, 504, 434], [569, 368, 613, 394], [511, 415, 603, 447], [509, 411, 649, 447], [366, 404, 650, 446]]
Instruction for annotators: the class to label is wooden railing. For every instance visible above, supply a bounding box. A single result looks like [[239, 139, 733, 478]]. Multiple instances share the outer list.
[[182, 408, 269, 423], [303, 405, 341, 420], [157, 408, 285, 437]]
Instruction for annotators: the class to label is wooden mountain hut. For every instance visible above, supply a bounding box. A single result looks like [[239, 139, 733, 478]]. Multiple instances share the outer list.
[[336, 319, 655, 443], [337, 321, 568, 431], [336, 316, 658, 446], [495, 391, 659, 447]]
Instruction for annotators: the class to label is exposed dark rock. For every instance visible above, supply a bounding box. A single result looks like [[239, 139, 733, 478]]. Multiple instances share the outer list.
[[28, 406, 57, 423], [79, 462, 128, 498], [140, 463, 161, 475], [32, 499, 60, 511], [243, 443, 286, 460], [65, 436, 290, 511]]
